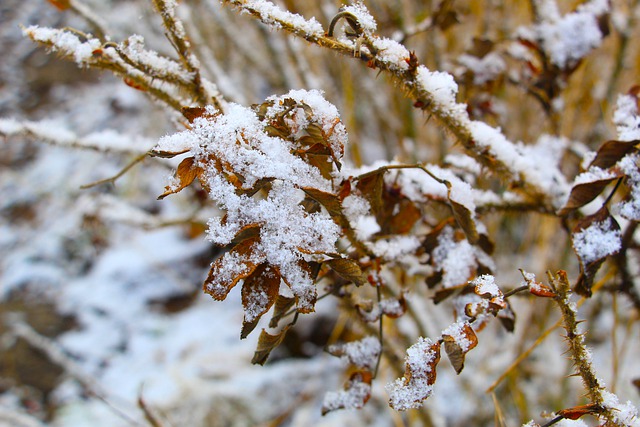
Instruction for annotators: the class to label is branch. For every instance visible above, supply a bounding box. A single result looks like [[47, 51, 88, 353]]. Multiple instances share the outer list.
[[223, 0, 560, 209]]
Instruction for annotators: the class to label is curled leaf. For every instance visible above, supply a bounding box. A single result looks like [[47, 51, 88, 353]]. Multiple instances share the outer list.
[[558, 173, 622, 215], [203, 237, 261, 301], [158, 157, 202, 200], [251, 325, 290, 365], [441, 321, 478, 374]]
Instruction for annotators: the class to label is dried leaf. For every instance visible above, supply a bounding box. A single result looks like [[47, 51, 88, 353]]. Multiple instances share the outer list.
[[448, 184, 479, 244], [181, 107, 209, 123], [251, 325, 290, 365], [442, 322, 478, 374], [589, 140, 638, 169], [231, 223, 262, 245], [203, 237, 260, 301], [158, 157, 201, 200], [325, 258, 368, 287], [558, 174, 622, 215], [302, 187, 349, 228], [356, 171, 384, 216], [47, 0, 71, 10], [268, 295, 296, 328], [388, 199, 421, 234], [520, 270, 557, 298], [469, 37, 494, 58], [279, 260, 318, 313], [557, 403, 602, 420], [240, 264, 281, 339], [497, 301, 516, 332]]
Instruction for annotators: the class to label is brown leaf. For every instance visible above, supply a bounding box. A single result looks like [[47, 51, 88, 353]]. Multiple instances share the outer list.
[[589, 140, 638, 169], [279, 261, 318, 313], [231, 223, 261, 245], [447, 183, 479, 244], [158, 157, 201, 200], [240, 264, 281, 339], [558, 174, 622, 215], [268, 295, 296, 328], [305, 153, 334, 180], [181, 107, 209, 123], [442, 322, 478, 374], [497, 301, 516, 332], [356, 171, 384, 216], [203, 237, 260, 301], [388, 199, 421, 234], [469, 37, 494, 58], [325, 258, 368, 287], [251, 325, 290, 365], [149, 148, 190, 158], [302, 187, 349, 228]]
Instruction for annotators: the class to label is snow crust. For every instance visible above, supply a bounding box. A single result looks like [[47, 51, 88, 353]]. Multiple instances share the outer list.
[[572, 218, 621, 264]]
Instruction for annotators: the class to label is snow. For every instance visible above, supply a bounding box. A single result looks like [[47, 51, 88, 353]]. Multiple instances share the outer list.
[[441, 321, 474, 352], [415, 67, 462, 113], [328, 336, 381, 370], [23, 26, 102, 65], [322, 378, 371, 412], [371, 37, 410, 71], [613, 94, 640, 142], [517, 0, 609, 69], [572, 217, 622, 264], [471, 274, 500, 298], [342, 194, 380, 240], [433, 226, 481, 288], [240, 0, 325, 38], [457, 52, 506, 85], [341, 2, 377, 35], [600, 390, 640, 427], [386, 337, 438, 411], [613, 154, 640, 220]]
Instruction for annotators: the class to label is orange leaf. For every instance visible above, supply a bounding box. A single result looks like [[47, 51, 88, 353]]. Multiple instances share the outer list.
[[47, 0, 71, 10], [158, 157, 201, 200], [203, 237, 261, 301]]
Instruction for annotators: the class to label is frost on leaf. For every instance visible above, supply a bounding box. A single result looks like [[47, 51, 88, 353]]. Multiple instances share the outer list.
[[572, 207, 621, 296], [386, 337, 441, 411], [240, 264, 281, 339]]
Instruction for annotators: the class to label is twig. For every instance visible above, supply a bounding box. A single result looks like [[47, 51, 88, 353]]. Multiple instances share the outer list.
[[80, 152, 148, 189]]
